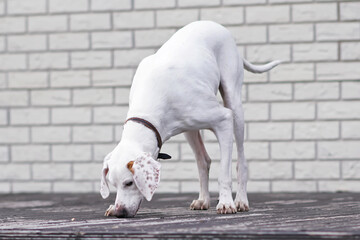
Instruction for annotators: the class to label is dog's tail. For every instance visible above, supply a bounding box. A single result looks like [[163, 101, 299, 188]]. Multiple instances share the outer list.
[[243, 58, 282, 74]]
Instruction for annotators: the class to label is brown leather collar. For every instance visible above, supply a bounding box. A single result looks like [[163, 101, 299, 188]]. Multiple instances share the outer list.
[[125, 117, 163, 150]]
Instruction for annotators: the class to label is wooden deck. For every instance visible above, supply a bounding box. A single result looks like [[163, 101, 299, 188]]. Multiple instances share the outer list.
[[0, 192, 359, 239]]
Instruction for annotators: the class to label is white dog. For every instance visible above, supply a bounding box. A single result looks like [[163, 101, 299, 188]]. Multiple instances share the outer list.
[[100, 21, 281, 217]]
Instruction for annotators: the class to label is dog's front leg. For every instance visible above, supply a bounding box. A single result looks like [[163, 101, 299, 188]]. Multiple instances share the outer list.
[[213, 108, 236, 214], [185, 131, 211, 210]]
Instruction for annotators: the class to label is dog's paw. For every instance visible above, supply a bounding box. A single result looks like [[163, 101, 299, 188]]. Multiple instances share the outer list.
[[216, 202, 236, 214], [104, 204, 115, 217], [190, 199, 210, 210], [235, 200, 250, 212]]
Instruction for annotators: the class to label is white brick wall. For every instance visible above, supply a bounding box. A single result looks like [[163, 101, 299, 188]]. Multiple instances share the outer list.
[[0, 0, 359, 194]]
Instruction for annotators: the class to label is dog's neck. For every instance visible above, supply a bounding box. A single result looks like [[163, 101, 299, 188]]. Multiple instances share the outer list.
[[120, 121, 159, 159]]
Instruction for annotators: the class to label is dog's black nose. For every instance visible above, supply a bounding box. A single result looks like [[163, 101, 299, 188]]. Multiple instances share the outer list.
[[114, 205, 130, 218]]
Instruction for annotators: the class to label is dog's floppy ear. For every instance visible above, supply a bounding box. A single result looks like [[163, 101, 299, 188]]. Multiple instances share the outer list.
[[100, 152, 112, 199], [127, 153, 161, 201]]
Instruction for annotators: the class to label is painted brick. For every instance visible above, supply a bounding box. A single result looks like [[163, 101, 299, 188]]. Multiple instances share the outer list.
[[342, 82, 360, 100], [93, 106, 128, 123], [91, 0, 131, 11], [115, 125, 124, 141], [340, 2, 360, 21], [0, 91, 28, 106], [178, 0, 220, 7], [243, 103, 269, 121], [0, 164, 30, 180], [293, 43, 338, 62], [248, 84, 292, 102], [342, 121, 360, 139], [10, 108, 49, 125], [293, 3, 337, 22], [161, 161, 198, 180], [270, 63, 314, 82], [71, 51, 111, 69], [115, 88, 130, 104], [73, 88, 112, 105], [0, 110, 6, 125], [135, 29, 175, 47], [93, 69, 133, 87], [70, 13, 111, 31], [318, 101, 360, 120], [93, 144, 115, 162], [269, 24, 313, 43], [114, 11, 154, 29], [73, 126, 113, 143], [29, 52, 68, 70], [92, 31, 132, 49], [248, 122, 292, 140], [317, 62, 360, 81], [7, 0, 46, 14], [243, 71, 267, 83], [8, 72, 48, 89], [272, 102, 315, 120], [341, 42, 360, 60], [50, 71, 90, 88], [0, 0, 4, 15], [247, 45, 291, 63], [13, 182, 51, 193], [52, 107, 91, 124], [11, 145, 49, 162], [273, 181, 316, 192], [295, 122, 339, 140], [33, 163, 71, 180], [317, 23, 360, 41], [52, 144, 91, 162], [0, 146, 9, 162], [0, 17, 25, 33], [0, 183, 10, 193], [294, 82, 339, 100], [343, 161, 360, 179], [8, 35, 46, 52], [0, 37, 4, 51], [0, 127, 29, 143], [0, 54, 26, 70], [318, 141, 360, 160], [157, 9, 199, 28], [200, 7, 243, 25], [114, 49, 154, 67], [247, 5, 289, 24], [50, 33, 89, 50], [135, 0, 176, 9], [223, 0, 266, 5], [158, 181, 180, 193], [249, 161, 292, 180], [49, 0, 88, 13], [28, 15, 67, 32], [247, 181, 270, 193], [32, 126, 71, 143], [295, 161, 339, 179], [53, 182, 93, 193], [319, 181, 360, 192], [0, 73, 5, 89], [272, 142, 315, 160], [31, 90, 71, 106], [73, 163, 102, 180], [229, 26, 267, 44], [269, 0, 312, 2]]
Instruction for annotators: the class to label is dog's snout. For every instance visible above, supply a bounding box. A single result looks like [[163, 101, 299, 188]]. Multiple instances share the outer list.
[[114, 204, 130, 218]]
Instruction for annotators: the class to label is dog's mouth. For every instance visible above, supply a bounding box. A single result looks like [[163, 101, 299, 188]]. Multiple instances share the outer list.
[[135, 199, 143, 215]]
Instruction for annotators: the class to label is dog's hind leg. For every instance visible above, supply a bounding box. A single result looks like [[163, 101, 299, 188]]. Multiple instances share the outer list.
[[185, 131, 211, 210]]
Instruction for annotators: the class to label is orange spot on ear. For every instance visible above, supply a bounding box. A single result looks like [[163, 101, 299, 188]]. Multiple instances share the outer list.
[[127, 161, 134, 174]]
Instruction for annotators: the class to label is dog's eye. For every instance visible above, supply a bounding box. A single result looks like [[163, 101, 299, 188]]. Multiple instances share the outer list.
[[125, 181, 133, 187]]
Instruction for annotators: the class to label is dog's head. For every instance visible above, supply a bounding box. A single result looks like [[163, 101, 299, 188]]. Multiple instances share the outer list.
[[100, 151, 161, 218]]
